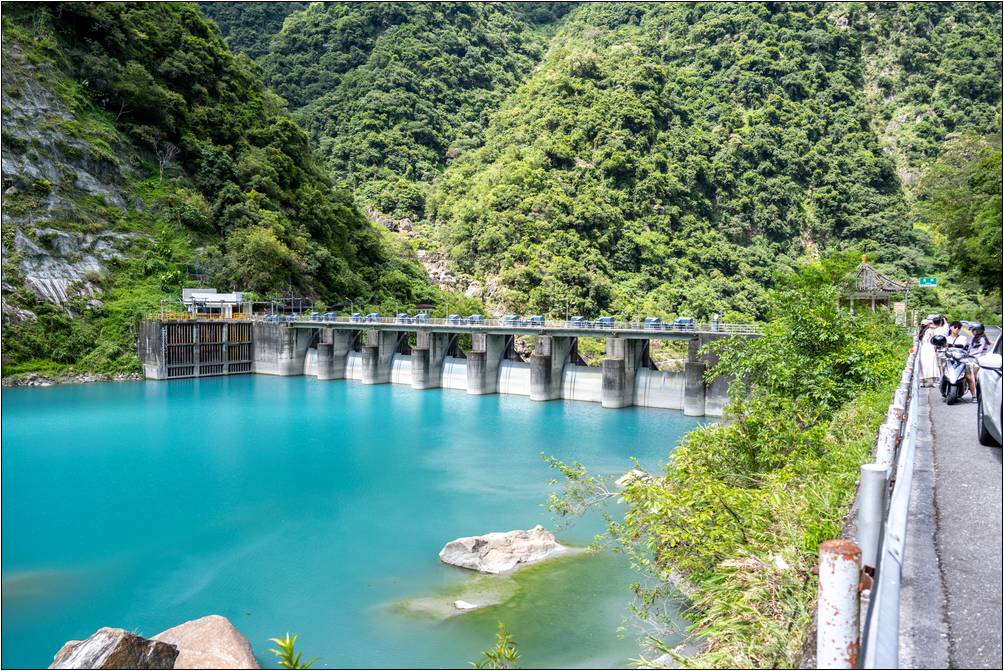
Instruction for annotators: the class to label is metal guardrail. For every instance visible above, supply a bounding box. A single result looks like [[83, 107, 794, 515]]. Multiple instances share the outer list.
[[860, 351, 920, 668], [816, 340, 919, 669], [149, 312, 251, 321]]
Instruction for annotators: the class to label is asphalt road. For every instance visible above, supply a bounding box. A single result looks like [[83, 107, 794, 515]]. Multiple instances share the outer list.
[[901, 386, 1003, 668]]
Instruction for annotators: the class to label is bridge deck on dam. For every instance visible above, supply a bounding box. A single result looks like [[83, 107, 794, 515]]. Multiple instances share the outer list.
[[287, 316, 761, 340]]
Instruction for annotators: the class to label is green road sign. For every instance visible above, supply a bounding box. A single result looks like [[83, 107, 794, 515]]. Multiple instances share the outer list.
[[918, 277, 938, 287]]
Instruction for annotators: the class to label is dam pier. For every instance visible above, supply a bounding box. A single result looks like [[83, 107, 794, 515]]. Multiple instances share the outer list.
[[139, 316, 760, 417]]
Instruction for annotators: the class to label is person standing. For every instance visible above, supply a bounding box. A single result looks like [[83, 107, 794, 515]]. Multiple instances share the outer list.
[[919, 318, 940, 386]]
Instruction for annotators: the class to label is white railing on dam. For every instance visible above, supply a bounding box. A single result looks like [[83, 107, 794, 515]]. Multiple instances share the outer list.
[[272, 314, 761, 338]]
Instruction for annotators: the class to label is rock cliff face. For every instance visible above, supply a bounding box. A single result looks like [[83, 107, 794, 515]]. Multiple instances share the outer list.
[[1, 39, 144, 321]]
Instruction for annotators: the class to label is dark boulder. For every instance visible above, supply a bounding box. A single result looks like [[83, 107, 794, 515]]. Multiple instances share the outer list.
[[50, 627, 178, 669]]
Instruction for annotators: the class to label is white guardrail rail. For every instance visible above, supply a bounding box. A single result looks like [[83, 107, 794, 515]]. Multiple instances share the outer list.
[[277, 314, 762, 335], [816, 338, 920, 668]]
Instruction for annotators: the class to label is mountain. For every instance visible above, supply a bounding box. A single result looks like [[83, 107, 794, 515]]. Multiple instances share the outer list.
[[211, 2, 1000, 321], [207, 2, 571, 221], [0, 2, 444, 377], [859, 2, 1002, 189], [431, 3, 917, 319]]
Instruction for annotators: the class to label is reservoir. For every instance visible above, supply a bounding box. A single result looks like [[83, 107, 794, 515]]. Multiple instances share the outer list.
[[1, 376, 701, 668]]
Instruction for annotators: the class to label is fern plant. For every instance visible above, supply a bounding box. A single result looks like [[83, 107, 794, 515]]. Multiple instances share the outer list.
[[268, 633, 318, 669]]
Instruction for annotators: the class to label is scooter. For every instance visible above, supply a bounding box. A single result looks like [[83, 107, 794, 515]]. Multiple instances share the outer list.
[[934, 337, 972, 405]]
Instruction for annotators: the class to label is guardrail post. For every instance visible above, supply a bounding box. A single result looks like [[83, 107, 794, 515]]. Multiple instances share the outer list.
[[875, 424, 898, 468], [818, 540, 862, 669], [858, 464, 888, 569]]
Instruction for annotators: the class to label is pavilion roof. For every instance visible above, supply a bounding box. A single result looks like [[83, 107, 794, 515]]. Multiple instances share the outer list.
[[852, 261, 907, 297]]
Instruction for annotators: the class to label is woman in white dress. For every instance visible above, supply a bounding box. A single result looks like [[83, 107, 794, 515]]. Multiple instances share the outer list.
[[919, 316, 949, 386]]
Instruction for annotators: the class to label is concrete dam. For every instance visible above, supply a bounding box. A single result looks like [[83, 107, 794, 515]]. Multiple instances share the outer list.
[[138, 318, 757, 417]]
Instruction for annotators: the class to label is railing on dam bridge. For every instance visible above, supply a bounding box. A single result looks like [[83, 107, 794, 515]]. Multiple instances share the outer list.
[[150, 311, 762, 338], [285, 315, 761, 339]]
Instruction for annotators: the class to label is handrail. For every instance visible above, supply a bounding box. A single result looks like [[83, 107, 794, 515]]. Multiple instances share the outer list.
[[253, 314, 763, 335], [860, 352, 920, 668], [146, 311, 763, 335]]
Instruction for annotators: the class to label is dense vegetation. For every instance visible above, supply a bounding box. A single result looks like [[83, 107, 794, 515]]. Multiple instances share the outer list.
[[548, 255, 910, 666], [209, 2, 1000, 324], [860, 2, 1002, 184], [909, 134, 1003, 321], [198, 2, 307, 61], [430, 2, 1000, 321], [221, 3, 570, 220], [1, 2, 466, 377]]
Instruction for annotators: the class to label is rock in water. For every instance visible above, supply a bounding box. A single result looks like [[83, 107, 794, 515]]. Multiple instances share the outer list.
[[439, 525, 569, 574], [153, 615, 260, 669], [49, 628, 178, 669]]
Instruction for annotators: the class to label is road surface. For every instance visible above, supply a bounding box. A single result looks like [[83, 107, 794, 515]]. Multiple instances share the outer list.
[[900, 386, 1003, 668]]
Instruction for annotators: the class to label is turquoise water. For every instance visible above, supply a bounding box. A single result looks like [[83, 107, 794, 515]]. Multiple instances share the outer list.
[[2, 376, 701, 668]]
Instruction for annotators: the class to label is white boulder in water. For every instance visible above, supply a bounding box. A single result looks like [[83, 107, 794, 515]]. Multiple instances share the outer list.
[[439, 525, 570, 574]]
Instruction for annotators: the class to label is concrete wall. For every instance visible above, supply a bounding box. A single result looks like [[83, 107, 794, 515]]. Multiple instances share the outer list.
[[253, 323, 312, 376], [138, 320, 166, 379], [441, 356, 468, 390], [561, 364, 603, 403], [149, 320, 729, 416], [634, 368, 686, 410]]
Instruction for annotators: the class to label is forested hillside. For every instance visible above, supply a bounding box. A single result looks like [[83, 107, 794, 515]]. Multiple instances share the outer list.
[[208, 2, 1001, 322], [206, 2, 571, 221], [431, 3, 918, 319], [3, 2, 1000, 378], [860, 2, 1002, 187], [1, 2, 449, 377]]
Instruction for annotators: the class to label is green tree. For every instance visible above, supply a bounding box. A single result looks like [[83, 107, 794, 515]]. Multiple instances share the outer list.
[[916, 135, 1003, 294]]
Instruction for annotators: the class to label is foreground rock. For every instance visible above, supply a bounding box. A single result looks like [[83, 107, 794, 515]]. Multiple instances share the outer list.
[[153, 615, 260, 669], [50, 616, 258, 669], [439, 525, 570, 574], [50, 628, 178, 669]]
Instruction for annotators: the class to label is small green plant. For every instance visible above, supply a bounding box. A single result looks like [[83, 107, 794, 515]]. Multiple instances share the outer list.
[[268, 633, 317, 670], [471, 622, 520, 670]]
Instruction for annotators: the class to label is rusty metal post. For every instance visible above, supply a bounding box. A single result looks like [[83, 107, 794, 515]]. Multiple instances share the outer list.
[[875, 424, 898, 468], [818, 540, 862, 669], [858, 464, 888, 569], [892, 388, 908, 413]]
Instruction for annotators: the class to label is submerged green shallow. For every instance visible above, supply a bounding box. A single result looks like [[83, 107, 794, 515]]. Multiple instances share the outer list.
[[1, 376, 701, 668]]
